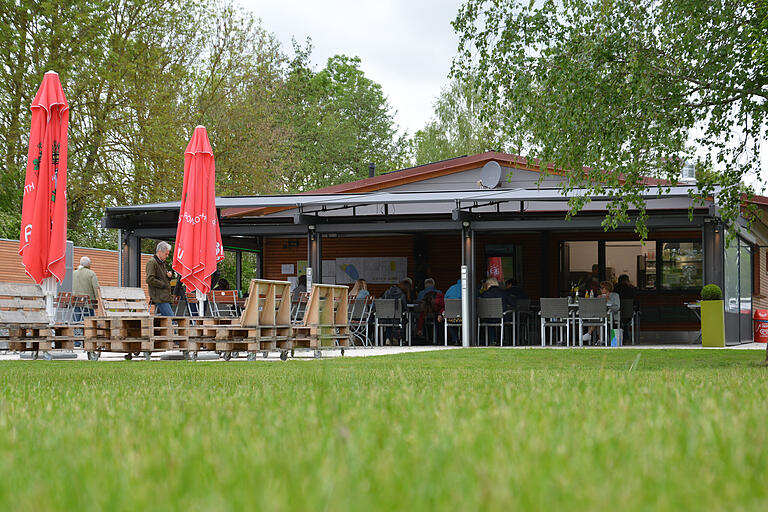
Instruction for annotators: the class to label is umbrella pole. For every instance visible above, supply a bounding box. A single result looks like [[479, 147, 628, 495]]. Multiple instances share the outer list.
[[196, 290, 206, 317], [42, 276, 57, 324]]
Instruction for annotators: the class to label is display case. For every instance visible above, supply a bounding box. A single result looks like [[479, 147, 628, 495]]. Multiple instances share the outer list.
[[637, 252, 657, 290], [659, 242, 703, 290]]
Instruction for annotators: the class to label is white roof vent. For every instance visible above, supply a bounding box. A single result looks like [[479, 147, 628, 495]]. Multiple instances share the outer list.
[[680, 162, 696, 184]]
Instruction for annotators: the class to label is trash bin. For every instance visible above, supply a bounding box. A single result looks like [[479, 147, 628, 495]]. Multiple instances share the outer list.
[[753, 309, 768, 343]]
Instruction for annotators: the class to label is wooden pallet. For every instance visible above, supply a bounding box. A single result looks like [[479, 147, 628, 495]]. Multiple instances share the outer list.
[[84, 316, 189, 353], [97, 286, 150, 317], [50, 325, 85, 345], [0, 282, 54, 352], [295, 284, 351, 348]]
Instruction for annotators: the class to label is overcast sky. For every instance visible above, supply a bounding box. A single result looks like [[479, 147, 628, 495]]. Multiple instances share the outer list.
[[238, 0, 465, 136]]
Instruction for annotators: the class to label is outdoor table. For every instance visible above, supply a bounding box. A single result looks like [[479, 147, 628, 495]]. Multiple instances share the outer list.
[[685, 302, 702, 343], [566, 299, 618, 346]]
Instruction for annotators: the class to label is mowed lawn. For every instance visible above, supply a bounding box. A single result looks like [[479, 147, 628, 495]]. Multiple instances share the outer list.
[[1, 350, 767, 511]]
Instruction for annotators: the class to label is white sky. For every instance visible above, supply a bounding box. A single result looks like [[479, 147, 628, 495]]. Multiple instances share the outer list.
[[237, 0, 465, 136]]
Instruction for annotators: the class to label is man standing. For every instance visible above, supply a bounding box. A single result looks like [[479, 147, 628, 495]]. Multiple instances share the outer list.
[[72, 256, 99, 318], [146, 241, 174, 316]]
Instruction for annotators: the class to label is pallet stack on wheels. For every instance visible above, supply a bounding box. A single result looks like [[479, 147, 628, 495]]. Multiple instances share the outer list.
[[0, 279, 352, 361], [187, 279, 294, 361], [293, 283, 351, 355], [84, 286, 189, 360]]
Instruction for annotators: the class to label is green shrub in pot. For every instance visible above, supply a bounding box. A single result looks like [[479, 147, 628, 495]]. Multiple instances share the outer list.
[[700, 284, 724, 347]]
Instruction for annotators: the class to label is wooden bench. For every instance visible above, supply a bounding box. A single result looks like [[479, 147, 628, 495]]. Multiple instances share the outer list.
[[292, 284, 351, 353]]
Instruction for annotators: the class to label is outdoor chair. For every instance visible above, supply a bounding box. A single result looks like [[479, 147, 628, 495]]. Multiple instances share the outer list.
[[348, 296, 373, 346], [476, 297, 514, 346], [514, 298, 533, 345], [291, 292, 310, 324], [210, 290, 239, 317], [620, 299, 637, 345], [539, 298, 570, 347], [70, 294, 94, 324], [443, 298, 463, 346], [417, 296, 439, 345], [374, 299, 404, 346], [53, 292, 73, 324], [185, 291, 212, 316], [578, 297, 608, 346]]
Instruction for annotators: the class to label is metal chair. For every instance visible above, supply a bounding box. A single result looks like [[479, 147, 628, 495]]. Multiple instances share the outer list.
[[476, 297, 514, 346], [374, 299, 404, 346], [578, 297, 608, 346], [348, 296, 373, 346], [70, 294, 93, 324], [211, 290, 239, 317], [620, 299, 636, 345], [443, 298, 463, 346], [185, 291, 206, 316], [291, 292, 310, 324], [539, 298, 570, 346], [514, 298, 533, 345], [54, 292, 73, 324]]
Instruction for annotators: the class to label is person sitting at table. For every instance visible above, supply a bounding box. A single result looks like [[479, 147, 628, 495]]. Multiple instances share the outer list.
[[214, 278, 230, 291], [444, 279, 462, 299], [292, 275, 307, 301], [479, 277, 513, 344], [582, 281, 621, 344], [381, 280, 409, 344], [416, 289, 444, 341], [416, 278, 441, 301], [402, 277, 417, 303], [613, 274, 638, 301], [505, 278, 527, 304], [350, 278, 369, 300]]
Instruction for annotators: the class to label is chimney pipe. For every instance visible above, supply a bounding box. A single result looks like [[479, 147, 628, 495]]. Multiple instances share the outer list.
[[368, 162, 375, 178]]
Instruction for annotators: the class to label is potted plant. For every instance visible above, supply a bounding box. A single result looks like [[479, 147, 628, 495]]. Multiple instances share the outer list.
[[700, 284, 725, 347]]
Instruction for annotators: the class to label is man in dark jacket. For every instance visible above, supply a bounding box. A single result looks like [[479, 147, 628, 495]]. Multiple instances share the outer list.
[[146, 241, 174, 316]]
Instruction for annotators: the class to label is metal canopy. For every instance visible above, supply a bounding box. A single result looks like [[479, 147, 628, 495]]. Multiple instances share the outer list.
[[105, 186, 710, 216]]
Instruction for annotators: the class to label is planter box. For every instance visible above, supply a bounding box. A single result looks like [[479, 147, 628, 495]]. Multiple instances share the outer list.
[[701, 299, 725, 347]]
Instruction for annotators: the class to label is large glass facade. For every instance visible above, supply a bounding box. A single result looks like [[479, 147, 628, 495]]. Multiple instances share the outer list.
[[659, 241, 703, 290], [724, 233, 754, 342]]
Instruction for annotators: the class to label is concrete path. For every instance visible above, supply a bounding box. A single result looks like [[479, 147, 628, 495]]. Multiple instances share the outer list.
[[0, 343, 764, 362]]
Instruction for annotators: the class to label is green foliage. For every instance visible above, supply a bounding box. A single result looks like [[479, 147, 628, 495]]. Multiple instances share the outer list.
[[0, 349, 767, 510], [0, 1, 406, 246], [452, 0, 767, 238], [411, 75, 510, 165], [701, 284, 723, 301]]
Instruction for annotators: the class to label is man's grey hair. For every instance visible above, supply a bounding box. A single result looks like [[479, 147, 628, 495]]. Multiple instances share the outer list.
[[79, 256, 91, 267], [156, 241, 171, 254], [424, 278, 435, 288]]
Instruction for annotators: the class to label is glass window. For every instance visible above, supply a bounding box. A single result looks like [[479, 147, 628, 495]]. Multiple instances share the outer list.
[[605, 241, 654, 290], [739, 239, 752, 314], [724, 238, 740, 313], [660, 241, 703, 290], [560, 241, 598, 294]]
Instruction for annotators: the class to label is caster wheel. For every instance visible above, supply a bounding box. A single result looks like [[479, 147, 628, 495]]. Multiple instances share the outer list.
[[191, 352, 198, 362], [133, 351, 140, 357], [247, 352, 257, 361], [290, 349, 295, 358], [124, 353, 133, 360], [340, 348, 345, 357], [280, 351, 288, 361], [43, 351, 53, 361], [263, 351, 268, 359], [87, 351, 96, 361], [314, 350, 322, 359], [223, 351, 232, 361], [182, 350, 189, 360], [143, 351, 152, 361], [232, 351, 240, 359], [32, 351, 39, 360]]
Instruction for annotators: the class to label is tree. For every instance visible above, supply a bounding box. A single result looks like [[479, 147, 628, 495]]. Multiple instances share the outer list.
[[452, 0, 767, 237], [411, 75, 510, 165], [282, 47, 408, 191]]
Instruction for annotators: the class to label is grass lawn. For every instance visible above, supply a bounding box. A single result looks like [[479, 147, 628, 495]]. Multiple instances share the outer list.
[[1, 349, 767, 511]]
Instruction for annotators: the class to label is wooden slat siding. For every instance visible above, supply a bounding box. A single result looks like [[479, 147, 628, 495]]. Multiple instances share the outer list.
[[0, 239, 152, 296], [424, 234, 463, 295], [263, 235, 416, 297]]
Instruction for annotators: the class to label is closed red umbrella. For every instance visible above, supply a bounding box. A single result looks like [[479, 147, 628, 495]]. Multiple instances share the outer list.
[[173, 126, 224, 309], [19, 71, 69, 294]]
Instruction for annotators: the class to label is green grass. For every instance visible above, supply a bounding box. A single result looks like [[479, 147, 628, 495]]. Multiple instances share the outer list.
[[1, 349, 767, 511]]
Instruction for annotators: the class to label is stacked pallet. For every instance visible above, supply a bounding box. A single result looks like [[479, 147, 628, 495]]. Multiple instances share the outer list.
[[0, 283, 63, 355], [84, 286, 188, 360], [187, 280, 293, 358], [293, 284, 351, 349]]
